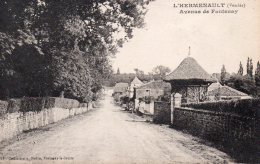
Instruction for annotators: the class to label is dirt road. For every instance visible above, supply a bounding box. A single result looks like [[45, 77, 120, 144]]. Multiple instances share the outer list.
[[0, 94, 231, 163]]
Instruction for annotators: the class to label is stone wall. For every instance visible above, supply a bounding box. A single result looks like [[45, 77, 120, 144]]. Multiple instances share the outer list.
[[136, 100, 154, 115], [153, 101, 170, 124], [172, 107, 260, 161], [0, 101, 94, 143]]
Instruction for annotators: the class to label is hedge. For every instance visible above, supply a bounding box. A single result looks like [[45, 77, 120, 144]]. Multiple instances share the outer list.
[[19, 97, 80, 112], [20, 97, 48, 112], [181, 98, 260, 116], [0, 97, 82, 114], [48, 97, 80, 109]]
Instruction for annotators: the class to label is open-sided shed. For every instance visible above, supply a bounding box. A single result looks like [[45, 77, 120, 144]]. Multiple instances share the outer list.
[[164, 57, 216, 103]]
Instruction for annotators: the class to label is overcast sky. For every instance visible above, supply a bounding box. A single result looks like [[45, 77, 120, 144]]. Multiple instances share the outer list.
[[112, 0, 260, 74]]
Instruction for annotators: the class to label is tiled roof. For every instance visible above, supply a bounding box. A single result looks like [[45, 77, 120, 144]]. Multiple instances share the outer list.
[[164, 57, 215, 82], [131, 77, 143, 85], [208, 82, 222, 91], [137, 80, 171, 91], [208, 86, 248, 97], [114, 83, 129, 93]]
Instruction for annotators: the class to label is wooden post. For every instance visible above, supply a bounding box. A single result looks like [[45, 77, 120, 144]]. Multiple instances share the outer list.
[[171, 93, 174, 124], [171, 93, 182, 124], [60, 91, 64, 98]]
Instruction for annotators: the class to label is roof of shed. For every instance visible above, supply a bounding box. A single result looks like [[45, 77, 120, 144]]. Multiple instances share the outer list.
[[164, 57, 215, 82]]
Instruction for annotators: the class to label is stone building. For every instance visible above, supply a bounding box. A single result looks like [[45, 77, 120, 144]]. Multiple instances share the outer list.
[[113, 83, 129, 102], [135, 80, 171, 100], [208, 85, 252, 101], [134, 80, 171, 115], [164, 57, 215, 103], [129, 77, 143, 98]]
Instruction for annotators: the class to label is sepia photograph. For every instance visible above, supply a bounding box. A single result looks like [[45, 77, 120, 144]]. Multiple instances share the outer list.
[[0, 0, 259, 163]]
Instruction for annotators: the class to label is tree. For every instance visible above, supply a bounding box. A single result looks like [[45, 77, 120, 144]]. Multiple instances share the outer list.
[[250, 58, 254, 78], [220, 65, 227, 84], [152, 65, 171, 79], [237, 61, 243, 76], [227, 75, 256, 96], [255, 61, 260, 96], [134, 68, 144, 76], [134, 68, 139, 75], [246, 57, 253, 78], [247, 57, 250, 76], [255, 61, 260, 86], [0, 0, 150, 101], [117, 68, 120, 75]]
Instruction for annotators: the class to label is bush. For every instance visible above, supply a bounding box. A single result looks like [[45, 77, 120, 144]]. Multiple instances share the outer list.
[[120, 96, 130, 104], [182, 98, 260, 116], [0, 100, 8, 116], [7, 99, 21, 113], [138, 96, 155, 104], [79, 103, 88, 107], [157, 93, 171, 102]]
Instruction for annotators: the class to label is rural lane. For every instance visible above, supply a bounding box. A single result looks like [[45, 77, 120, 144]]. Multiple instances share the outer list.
[[0, 93, 231, 163]]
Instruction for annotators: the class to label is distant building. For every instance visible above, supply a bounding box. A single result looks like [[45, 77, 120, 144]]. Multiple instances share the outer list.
[[164, 57, 216, 103], [134, 80, 171, 115], [208, 85, 252, 101], [135, 80, 171, 100], [129, 77, 143, 98], [113, 83, 129, 96]]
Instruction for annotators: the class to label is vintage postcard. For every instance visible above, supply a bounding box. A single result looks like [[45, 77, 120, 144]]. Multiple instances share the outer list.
[[0, 0, 259, 163]]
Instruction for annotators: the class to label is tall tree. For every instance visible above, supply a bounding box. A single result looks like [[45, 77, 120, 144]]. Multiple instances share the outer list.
[[255, 61, 260, 87], [249, 58, 254, 78], [134, 68, 144, 75], [117, 68, 120, 75], [246, 57, 250, 76], [220, 65, 226, 84], [246, 57, 254, 78], [237, 61, 243, 76]]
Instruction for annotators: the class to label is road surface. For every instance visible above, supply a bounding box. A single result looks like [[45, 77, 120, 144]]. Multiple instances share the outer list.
[[0, 94, 231, 163]]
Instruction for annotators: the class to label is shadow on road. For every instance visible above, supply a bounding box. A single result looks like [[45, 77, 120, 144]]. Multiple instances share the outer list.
[[125, 119, 148, 122]]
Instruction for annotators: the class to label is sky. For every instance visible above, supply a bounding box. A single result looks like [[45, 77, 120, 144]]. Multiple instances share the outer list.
[[112, 0, 260, 74]]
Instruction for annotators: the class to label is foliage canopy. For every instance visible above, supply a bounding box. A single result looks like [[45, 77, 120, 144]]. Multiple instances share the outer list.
[[0, 0, 151, 102]]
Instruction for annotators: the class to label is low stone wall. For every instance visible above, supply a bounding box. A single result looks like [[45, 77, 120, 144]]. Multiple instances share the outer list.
[[137, 100, 154, 115], [0, 100, 94, 143], [153, 101, 170, 124], [172, 107, 260, 162]]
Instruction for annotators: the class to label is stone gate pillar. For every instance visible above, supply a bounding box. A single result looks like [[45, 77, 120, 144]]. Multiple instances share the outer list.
[[171, 93, 182, 124]]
